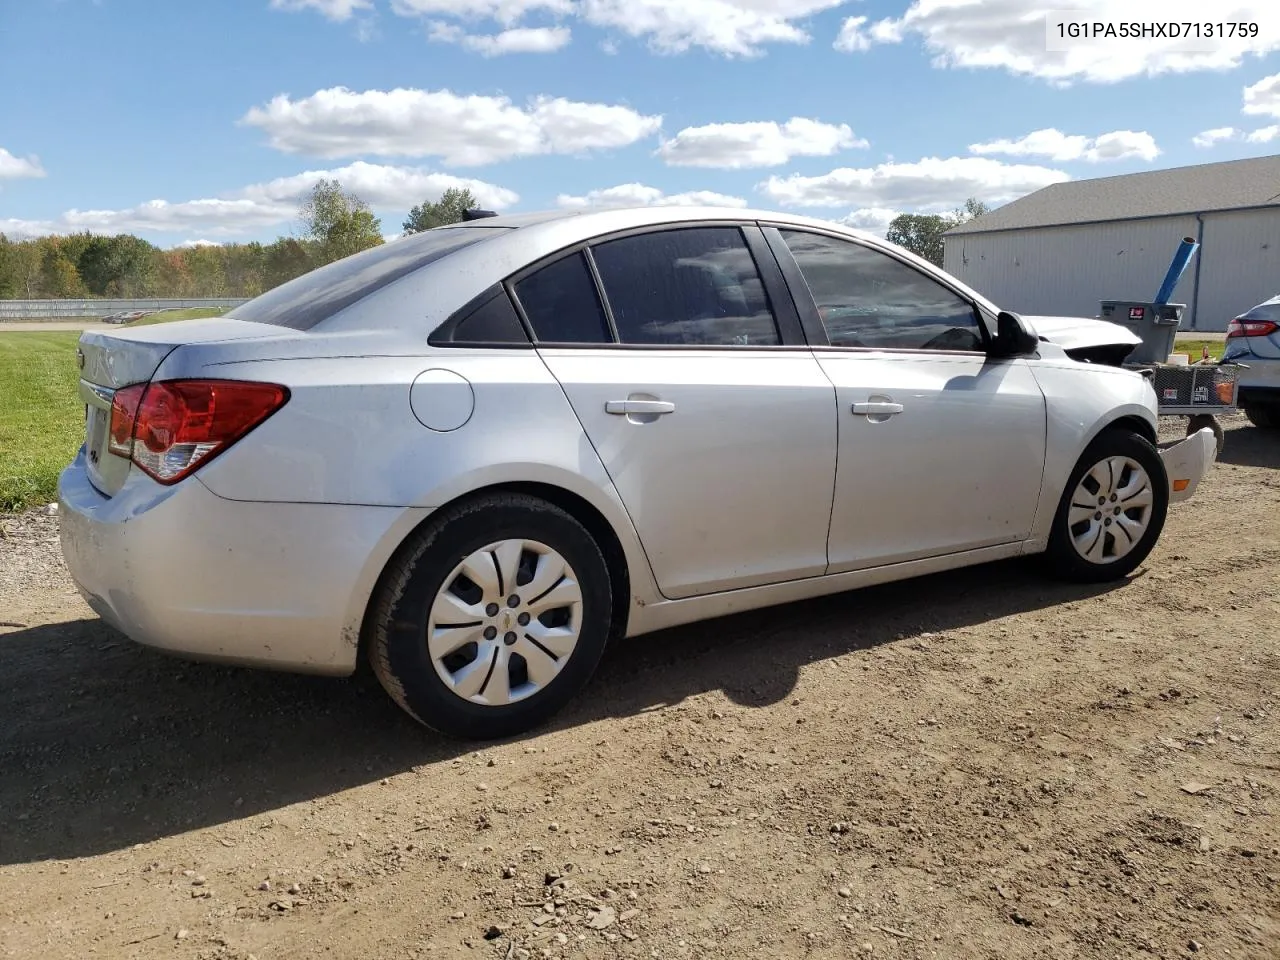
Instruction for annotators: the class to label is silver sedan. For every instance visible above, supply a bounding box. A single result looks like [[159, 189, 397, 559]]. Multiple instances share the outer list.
[[58, 206, 1217, 739]]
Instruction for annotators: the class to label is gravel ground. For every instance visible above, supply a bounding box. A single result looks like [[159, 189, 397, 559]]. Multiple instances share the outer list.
[[1, 415, 1276, 960]]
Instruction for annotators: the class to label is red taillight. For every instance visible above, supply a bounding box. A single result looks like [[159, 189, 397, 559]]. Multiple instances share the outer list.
[[108, 384, 146, 457], [108, 379, 288, 484], [1226, 318, 1280, 338]]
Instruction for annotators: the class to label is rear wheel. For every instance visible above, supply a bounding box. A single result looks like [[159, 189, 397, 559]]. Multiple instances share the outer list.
[[1044, 429, 1169, 583], [1244, 405, 1279, 429], [368, 493, 613, 740]]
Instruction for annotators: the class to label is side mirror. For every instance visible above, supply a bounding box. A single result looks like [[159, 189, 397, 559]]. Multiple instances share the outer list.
[[989, 310, 1040, 358]]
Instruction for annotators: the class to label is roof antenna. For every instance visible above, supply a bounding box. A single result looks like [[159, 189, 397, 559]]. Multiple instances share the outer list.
[[461, 209, 498, 221]]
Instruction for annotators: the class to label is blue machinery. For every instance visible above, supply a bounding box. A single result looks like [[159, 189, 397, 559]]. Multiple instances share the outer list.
[[1154, 236, 1200, 306]]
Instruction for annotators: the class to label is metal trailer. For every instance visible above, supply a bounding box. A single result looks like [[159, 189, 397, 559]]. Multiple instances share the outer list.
[[1100, 237, 1244, 454], [1128, 358, 1242, 454]]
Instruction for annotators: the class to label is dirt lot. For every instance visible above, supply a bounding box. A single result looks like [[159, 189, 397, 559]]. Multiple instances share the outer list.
[[2, 416, 1277, 960]]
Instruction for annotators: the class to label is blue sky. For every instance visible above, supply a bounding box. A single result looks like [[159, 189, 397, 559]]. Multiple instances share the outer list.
[[2, 0, 1279, 246]]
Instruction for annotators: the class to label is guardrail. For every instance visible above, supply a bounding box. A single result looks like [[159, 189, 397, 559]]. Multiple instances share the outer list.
[[0, 298, 249, 320]]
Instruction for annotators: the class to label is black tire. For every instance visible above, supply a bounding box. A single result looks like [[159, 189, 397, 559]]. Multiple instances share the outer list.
[[1044, 429, 1169, 583], [368, 493, 613, 740], [1186, 414, 1224, 456], [1244, 405, 1279, 429]]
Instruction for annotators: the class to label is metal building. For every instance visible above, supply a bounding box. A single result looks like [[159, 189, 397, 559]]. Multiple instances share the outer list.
[[942, 154, 1280, 332]]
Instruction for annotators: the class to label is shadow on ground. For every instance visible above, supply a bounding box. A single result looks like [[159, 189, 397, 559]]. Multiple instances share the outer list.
[[1217, 423, 1280, 469], [0, 557, 1121, 866]]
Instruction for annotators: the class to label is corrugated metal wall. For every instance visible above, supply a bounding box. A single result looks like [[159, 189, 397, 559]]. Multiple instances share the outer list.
[[1193, 209, 1280, 329], [942, 216, 1203, 324]]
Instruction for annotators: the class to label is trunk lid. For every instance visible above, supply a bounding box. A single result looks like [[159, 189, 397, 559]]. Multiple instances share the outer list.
[[1237, 294, 1280, 359], [76, 318, 291, 497]]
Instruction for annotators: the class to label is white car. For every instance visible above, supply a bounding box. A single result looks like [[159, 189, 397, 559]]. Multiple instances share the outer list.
[[58, 207, 1218, 739]]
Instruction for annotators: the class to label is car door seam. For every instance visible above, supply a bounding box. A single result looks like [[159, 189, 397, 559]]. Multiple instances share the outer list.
[[809, 350, 841, 577], [529, 347, 668, 599]]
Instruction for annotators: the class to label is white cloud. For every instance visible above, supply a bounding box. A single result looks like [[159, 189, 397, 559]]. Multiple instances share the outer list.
[[556, 182, 747, 208], [758, 156, 1069, 210], [428, 22, 572, 54], [833, 15, 901, 52], [392, 0, 573, 26], [269, 0, 372, 21], [241, 86, 662, 164], [0, 147, 46, 180], [178, 239, 225, 248], [657, 117, 866, 168], [391, 0, 847, 56], [0, 218, 56, 239], [1242, 72, 1280, 118], [969, 128, 1160, 163], [833, 15, 871, 52], [578, 0, 847, 56], [836, 1, 1280, 85], [836, 207, 900, 236], [1190, 123, 1280, 146], [1192, 126, 1240, 148], [236, 160, 519, 211], [0, 162, 518, 240]]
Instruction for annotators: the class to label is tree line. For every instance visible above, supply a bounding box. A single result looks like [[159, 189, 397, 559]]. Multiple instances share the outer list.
[[0, 182, 479, 301], [0, 183, 985, 300], [885, 198, 990, 268]]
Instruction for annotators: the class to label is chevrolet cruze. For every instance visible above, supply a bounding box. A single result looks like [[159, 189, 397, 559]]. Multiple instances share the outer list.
[[59, 206, 1217, 739]]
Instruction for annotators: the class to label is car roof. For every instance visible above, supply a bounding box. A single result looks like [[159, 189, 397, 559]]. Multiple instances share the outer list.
[[319, 205, 1006, 336], [436, 205, 881, 241]]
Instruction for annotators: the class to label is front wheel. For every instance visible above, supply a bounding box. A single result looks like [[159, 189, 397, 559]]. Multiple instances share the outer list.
[[367, 493, 614, 740], [1044, 429, 1169, 583]]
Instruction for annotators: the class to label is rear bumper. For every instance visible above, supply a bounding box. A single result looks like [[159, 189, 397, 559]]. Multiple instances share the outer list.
[[58, 452, 429, 675], [1160, 427, 1217, 504], [1228, 354, 1280, 405]]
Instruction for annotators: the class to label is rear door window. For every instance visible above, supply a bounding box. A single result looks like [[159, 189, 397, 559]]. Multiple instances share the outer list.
[[589, 227, 781, 346]]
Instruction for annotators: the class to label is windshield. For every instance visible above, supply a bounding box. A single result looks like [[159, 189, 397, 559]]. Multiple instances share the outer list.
[[228, 226, 509, 331]]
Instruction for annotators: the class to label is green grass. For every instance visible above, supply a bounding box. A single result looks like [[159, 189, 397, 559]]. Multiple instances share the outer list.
[[0, 308, 230, 513], [0, 331, 84, 513], [130, 306, 227, 325], [1172, 337, 1225, 361]]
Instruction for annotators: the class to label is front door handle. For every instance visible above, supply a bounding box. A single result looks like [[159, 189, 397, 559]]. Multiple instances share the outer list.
[[851, 401, 904, 416], [605, 399, 676, 416]]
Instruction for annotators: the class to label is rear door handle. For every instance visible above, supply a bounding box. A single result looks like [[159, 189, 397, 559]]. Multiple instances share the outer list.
[[851, 401, 904, 416], [606, 400, 675, 416]]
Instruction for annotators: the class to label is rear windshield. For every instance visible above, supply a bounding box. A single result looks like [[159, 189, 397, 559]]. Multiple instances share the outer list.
[[228, 225, 509, 330]]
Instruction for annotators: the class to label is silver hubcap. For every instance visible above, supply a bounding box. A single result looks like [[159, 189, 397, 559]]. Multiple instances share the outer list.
[[1067, 456, 1154, 565], [428, 539, 583, 706]]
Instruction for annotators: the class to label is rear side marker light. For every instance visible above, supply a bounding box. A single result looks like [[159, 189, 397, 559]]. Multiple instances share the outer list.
[[107, 379, 289, 485], [1226, 318, 1279, 338]]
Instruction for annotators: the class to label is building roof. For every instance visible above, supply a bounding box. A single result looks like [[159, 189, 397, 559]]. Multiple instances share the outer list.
[[946, 153, 1280, 236]]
